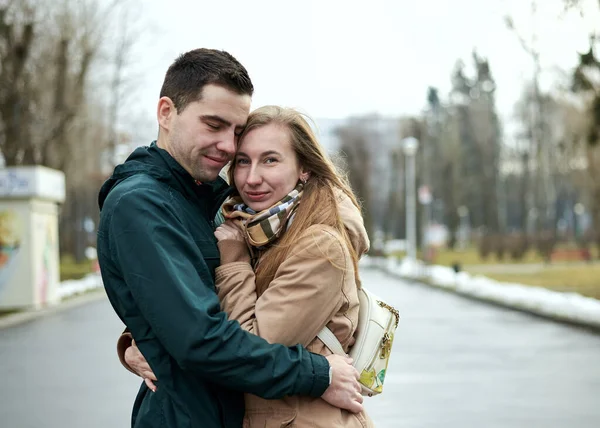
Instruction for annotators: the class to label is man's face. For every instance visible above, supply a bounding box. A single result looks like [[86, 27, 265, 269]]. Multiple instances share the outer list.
[[158, 84, 251, 182]]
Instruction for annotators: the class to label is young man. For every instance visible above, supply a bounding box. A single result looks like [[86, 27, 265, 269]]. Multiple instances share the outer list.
[[97, 48, 363, 428]]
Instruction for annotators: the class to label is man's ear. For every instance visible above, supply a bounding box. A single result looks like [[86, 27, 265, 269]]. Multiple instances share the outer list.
[[157, 97, 176, 131]]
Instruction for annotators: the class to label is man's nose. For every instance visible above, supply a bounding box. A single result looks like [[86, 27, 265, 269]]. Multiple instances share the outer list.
[[218, 133, 236, 157]]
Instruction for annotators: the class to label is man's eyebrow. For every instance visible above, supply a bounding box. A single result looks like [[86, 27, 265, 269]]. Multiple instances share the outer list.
[[236, 150, 282, 158], [200, 115, 232, 127]]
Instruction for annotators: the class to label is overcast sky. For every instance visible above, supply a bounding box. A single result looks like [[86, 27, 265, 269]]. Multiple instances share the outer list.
[[119, 0, 598, 135]]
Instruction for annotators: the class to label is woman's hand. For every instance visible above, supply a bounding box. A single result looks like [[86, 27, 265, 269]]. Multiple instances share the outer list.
[[125, 339, 158, 392], [214, 220, 244, 242]]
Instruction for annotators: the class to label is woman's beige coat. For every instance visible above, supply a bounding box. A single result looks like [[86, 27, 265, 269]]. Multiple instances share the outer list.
[[215, 192, 374, 428]]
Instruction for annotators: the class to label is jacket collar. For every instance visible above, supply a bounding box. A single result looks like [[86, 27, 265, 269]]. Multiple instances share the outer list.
[[99, 141, 233, 215]]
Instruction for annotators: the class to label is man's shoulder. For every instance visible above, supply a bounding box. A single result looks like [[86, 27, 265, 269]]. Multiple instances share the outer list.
[[105, 174, 170, 207], [115, 173, 165, 192]]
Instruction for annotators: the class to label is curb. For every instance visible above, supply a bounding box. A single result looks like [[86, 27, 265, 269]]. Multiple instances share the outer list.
[[0, 289, 107, 330]]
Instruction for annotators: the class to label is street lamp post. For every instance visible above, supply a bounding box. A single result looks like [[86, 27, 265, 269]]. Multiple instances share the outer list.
[[574, 203, 585, 238], [402, 137, 419, 264], [528, 207, 539, 236], [457, 205, 470, 250]]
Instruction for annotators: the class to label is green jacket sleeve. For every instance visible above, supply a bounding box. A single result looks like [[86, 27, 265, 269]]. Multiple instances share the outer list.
[[108, 186, 330, 399]]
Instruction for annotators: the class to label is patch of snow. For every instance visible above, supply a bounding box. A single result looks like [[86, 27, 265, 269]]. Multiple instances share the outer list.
[[372, 257, 600, 329], [57, 273, 103, 299]]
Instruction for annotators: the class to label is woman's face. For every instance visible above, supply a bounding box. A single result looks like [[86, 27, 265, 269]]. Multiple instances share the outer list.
[[233, 123, 305, 212]]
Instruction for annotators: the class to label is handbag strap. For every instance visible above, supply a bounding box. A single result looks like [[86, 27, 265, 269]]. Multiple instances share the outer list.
[[317, 327, 346, 356]]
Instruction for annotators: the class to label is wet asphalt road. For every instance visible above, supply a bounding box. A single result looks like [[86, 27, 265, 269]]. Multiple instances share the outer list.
[[0, 268, 599, 427], [363, 269, 600, 428]]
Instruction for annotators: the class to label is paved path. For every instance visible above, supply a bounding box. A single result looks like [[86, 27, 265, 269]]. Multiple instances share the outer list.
[[0, 292, 139, 428], [363, 268, 600, 427], [1, 269, 599, 427]]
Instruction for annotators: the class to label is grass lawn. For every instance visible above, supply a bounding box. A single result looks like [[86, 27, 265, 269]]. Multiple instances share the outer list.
[[391, 247, 546, 266], [481, 264, 600, 300], [391, 246, 600, 267], [60, 255, 93, 281], [430, 246, 599, 267], [431, 247, 544, 266], [388, 246, 600, 300]]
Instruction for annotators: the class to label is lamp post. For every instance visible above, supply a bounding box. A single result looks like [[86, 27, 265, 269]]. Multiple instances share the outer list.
[[457, 205, 470, 250], [528, 207, 539, 236], [402, 137, 419, 264], [574, 203, 585, 239]]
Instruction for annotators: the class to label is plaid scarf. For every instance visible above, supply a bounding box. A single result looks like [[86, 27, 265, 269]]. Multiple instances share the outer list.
[[221, 183, 304, 247]]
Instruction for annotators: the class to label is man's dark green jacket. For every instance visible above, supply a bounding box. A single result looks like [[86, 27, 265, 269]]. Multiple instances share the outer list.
[[97, 143, 330, 428]]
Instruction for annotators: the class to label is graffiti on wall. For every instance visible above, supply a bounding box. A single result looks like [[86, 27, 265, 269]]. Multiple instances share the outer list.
[[0, 210, 22, 297], [36, 218, 57, 306]]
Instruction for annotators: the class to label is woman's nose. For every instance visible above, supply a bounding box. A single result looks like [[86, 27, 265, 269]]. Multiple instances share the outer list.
[[246, 166, 262, 185]]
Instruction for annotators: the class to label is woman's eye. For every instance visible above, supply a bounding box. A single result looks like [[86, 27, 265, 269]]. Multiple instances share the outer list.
[[236, 158, 250, 165], [265, 157, 277, 164]]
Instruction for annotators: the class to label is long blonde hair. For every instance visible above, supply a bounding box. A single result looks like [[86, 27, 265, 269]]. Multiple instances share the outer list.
[[228, 105, 362, 293]]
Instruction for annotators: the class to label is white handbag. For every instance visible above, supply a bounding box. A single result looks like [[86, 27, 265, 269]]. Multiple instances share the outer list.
[[317, 287, 399, 396]]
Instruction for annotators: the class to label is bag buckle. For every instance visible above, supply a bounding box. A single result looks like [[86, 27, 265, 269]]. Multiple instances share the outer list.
[[380, 332, 392, 359]]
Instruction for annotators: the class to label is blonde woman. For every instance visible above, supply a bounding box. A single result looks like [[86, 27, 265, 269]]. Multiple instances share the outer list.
[[122, 106, 374, 427]]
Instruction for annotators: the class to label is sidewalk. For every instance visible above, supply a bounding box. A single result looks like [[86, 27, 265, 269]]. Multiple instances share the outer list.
[[0, 273, 105, 330]]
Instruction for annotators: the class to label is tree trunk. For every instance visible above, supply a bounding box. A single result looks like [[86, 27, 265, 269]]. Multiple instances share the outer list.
[[442, 162, 459, 249]]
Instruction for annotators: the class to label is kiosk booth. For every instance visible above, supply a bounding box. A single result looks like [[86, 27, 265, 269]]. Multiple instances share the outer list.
[[0, 166, 65, 310]]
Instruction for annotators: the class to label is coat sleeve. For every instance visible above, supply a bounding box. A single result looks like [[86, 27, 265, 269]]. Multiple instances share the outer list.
[[106, 186, 330, 399], [116, 328, 136, 375], [215, 226, 348, 348]]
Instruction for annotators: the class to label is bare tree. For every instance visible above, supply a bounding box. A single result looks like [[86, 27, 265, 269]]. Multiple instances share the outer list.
[[0, 0, 143, 261], [437, 102, 463, 248], [0, 0, 125, 169], [570, 46, 600, 250], [384, 148, 404, 239], [336, 120, 375, 240], [106, 2, 139, 166], [445, 56, 502, 235], [562, 0, 600, 250], [469, 51, 502, 234], [505, 3, 558, 232], [562, 0, 600, 12], [0, 0, 35, 165]]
